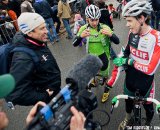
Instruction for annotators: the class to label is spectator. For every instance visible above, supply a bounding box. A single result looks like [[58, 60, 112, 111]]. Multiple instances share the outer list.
[[73, 13, 85, 47], [108, 3, 118, 19], [0, 9, 15, 45], [0, 0, 21, 17], [57, 0, 73, 39], [21, 0, 35, 13], [33, 0, 59, 43], [51, 4, 61, 34], [98, 2, 113, 30], [79, 0, 94, 21], [73, 13, 85, 35], [0, 0, 19, 31], [5, 12, 61, 106]]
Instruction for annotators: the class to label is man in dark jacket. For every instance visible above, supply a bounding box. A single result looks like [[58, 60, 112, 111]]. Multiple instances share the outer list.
[[33, 0, 59, 43], [5, 12, 61, 106], [98, 1, 113, 30]]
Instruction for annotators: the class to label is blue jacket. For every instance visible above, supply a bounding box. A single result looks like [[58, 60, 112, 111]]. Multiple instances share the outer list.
[[33, 0, 53, 19]]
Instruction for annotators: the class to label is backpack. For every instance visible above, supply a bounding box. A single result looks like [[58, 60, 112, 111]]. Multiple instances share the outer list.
[[150, 0, 160, 11], [0, 43, 39, 75]]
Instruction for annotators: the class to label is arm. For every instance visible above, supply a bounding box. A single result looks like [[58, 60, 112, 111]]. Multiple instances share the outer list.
[[73, 36, 83, 47], [57, 1, 63, 18], [110, 33, 120, 44], [73, 25, 89, 47], [100, 26, 120, 44], [106, 65, 122, 87]]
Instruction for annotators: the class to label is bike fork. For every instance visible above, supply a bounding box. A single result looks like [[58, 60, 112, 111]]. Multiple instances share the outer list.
[[133, 104, 141, 127]]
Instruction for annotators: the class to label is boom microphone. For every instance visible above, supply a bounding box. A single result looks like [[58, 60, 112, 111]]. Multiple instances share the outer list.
[[66, 54, 103, 90], [48, 54, 102, 107]]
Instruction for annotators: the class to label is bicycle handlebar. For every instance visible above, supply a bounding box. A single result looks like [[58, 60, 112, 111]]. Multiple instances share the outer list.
[[111, 94, 160, 114]]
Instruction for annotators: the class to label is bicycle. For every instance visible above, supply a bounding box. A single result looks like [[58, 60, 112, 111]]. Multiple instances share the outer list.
[[111, 90, 160, 130]]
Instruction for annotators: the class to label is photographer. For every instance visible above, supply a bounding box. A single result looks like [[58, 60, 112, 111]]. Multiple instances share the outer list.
[[26, 101, 86, 130]]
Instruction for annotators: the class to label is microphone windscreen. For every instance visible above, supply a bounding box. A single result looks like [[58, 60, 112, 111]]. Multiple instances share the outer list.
[[66, 55, 103, 91], [0, 74, 15, 98]]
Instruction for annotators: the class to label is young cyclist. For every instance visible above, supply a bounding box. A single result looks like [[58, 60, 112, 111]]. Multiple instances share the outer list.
[[72, 4, 120, 103], [112, 1, 160, 129]]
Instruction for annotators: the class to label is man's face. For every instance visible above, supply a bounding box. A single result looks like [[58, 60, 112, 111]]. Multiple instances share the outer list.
[[28, 23, 48, 42], [88, 18, 99, 28], [125, 16, 141, 34]]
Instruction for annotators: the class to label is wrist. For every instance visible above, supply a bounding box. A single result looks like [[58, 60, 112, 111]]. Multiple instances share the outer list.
[[108, 32, 113, 37], [128, 58, 135, 66]]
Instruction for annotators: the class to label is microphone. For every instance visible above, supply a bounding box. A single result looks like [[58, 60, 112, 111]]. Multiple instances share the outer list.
[[66, 54, 103, 91], [0, 74, 15, 98]]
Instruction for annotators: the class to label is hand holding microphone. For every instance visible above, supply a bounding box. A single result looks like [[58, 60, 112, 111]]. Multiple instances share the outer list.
[[0, 74, 15, 98], [0, 74, 15, 130]]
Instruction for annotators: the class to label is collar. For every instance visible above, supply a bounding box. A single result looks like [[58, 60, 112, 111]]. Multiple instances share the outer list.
[[140, 26, 152, 36], [87, 23, 101, 32], [25, 35, 45, 46]]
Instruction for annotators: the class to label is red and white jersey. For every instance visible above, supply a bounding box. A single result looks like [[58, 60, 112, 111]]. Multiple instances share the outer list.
[[127, 28, 160, 75]]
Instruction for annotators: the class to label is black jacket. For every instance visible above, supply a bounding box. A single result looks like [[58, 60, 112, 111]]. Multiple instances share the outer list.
[[6, 32, 61, 106], [99, 8, 113, 30]]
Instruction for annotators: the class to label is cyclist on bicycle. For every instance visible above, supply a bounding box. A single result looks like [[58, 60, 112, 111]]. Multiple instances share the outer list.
[[72, 4, 120, 103], [112, 0, 160, 129]]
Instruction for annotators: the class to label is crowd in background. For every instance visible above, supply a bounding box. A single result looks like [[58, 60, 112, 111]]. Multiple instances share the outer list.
[[1, 0, 160, 46]]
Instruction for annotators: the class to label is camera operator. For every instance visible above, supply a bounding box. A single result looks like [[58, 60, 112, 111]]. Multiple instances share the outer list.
[[26, 101, 86, 130]]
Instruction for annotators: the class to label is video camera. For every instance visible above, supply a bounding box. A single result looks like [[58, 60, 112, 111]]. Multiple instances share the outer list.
[[25, 84, 98, 130]]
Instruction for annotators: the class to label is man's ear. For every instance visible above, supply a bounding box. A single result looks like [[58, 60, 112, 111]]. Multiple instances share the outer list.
[[27, 31, 33, 37], [138, 15, 145, 26], [140, 15, 146, 23]]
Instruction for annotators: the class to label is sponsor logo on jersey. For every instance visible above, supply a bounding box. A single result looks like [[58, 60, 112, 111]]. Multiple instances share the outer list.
[[135, 64, 148, 73], [130, 47, 149, 60]]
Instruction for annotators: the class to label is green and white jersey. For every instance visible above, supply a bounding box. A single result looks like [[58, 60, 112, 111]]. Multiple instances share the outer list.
[[77, 23, 113, 56]]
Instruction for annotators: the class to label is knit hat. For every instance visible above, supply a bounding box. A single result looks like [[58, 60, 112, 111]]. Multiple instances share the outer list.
[[0, 74, 15, 98], [18, 12, 45, 34], [74, 14, 83, 22]]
